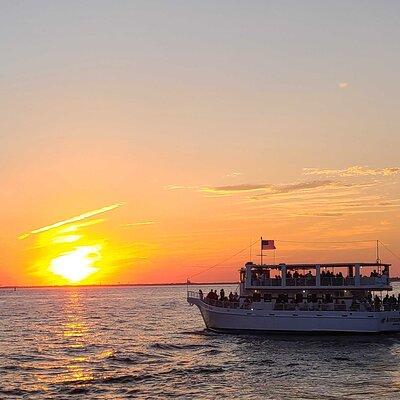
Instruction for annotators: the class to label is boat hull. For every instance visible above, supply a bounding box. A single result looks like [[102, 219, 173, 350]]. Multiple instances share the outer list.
[[188, 298, 400, 333]]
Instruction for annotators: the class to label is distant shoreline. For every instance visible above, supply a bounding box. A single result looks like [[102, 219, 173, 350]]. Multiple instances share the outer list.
[[0, 282, 239, 290], [2, 278, 399, 289]]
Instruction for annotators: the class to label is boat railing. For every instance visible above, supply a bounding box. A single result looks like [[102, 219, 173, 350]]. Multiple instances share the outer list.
[[273, 302, 381, 312], [189, 290, 394, 312], [360, 276, 389, 285], [286, 277, 316, 286], [249, 275, 389, 288], [187, 290, 201, 299], [320, 277, 353, 286], [251, 278, 281, 286], [206, 299, 240, 309]]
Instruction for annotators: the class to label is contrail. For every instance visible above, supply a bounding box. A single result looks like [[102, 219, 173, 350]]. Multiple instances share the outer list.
[[19, 203, 124, 239]]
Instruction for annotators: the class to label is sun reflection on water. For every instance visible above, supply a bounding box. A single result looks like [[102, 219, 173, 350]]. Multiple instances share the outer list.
[[60, 291, 94, 384]]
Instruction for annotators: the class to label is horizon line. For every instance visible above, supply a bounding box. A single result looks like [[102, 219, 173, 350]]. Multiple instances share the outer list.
[[0, 281, 239, 290]]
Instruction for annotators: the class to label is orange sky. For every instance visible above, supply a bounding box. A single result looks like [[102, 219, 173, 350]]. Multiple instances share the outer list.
[[1, 2, 400, 285]]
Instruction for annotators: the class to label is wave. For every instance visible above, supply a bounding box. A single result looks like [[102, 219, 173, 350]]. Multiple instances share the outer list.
[[149, 342, 216, 351], [97, 373, 154, 384]]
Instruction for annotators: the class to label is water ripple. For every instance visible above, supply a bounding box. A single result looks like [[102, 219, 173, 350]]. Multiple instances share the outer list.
[[2, 284, 400, 399]]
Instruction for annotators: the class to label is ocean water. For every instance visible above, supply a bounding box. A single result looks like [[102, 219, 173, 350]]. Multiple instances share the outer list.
[[2, 284, 400, 399]]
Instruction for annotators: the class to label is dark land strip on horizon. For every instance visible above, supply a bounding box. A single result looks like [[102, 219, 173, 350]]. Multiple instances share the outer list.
[[0, 282, 239, 290]]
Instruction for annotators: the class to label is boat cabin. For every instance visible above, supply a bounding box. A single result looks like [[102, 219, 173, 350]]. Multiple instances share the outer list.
[[233, 262, 392, 312], [240, 262, 390, 292]]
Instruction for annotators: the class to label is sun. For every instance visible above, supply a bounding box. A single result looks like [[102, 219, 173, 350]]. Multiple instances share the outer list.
[[50, 245, 101, 283]]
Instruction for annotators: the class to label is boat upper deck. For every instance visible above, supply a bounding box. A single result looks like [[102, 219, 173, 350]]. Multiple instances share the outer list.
[[241, 262, 391, 291]]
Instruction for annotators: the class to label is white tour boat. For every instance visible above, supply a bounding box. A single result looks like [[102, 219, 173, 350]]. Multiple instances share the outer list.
[[187, 258, 400, 333]]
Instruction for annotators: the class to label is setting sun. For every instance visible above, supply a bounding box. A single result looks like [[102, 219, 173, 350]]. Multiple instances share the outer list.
[[49, 245, 101, 283]]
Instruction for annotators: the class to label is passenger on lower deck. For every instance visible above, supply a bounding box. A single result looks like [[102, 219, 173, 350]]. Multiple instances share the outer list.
[[374, 295, 381, 310]]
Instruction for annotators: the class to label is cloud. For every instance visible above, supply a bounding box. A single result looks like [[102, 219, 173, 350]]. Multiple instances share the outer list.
[[164, 185, 198, 190], [226, 172, 243, 177], [303, 166, 400, 177], [19, 203, 124, 239], [260, 180, 340, 195], [122, 221, 157, 227], [294, 212, 344, 218], [201, 180, 342, 197], [202, 183, 270, 194]]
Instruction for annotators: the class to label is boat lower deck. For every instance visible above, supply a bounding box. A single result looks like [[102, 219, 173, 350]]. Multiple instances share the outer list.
[[188, 297, 400, 333]]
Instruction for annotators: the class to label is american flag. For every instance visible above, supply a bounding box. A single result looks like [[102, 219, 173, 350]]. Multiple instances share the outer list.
[[261, 239, 276, 250]]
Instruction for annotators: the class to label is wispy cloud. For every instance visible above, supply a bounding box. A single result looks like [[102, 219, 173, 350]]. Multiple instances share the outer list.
[[19, 203, 124, 239], [303, 166, 400, 177], [166, 179, 361, 200], [294, 211, 344, 218], [252, 180, 342, 198], [202, 183, 270, 194], [202, 180, 340, 197], [226, 172, 243, 177], [164, 185, 198, 190], [122, 221, 157, 227]]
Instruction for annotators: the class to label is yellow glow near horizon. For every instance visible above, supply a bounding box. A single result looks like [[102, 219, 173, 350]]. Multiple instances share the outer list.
[[49, 245, 101, 283], [52, 234, 81, 244]]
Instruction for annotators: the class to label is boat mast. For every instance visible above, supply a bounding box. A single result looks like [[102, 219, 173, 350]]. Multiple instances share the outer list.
[[376, 240, 381, 264]]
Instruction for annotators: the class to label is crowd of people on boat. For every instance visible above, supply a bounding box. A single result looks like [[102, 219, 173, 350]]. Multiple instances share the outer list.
[[286, 270, 313, 279], [198, 288, 400, 312], [376, 293, 400, 311], [199, 288, 239, 303], [251, 268, 387, 286], [320, 270, 343, 278]]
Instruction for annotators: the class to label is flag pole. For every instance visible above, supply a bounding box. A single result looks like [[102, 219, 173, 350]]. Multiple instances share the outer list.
[[260, 237, 263, 265]]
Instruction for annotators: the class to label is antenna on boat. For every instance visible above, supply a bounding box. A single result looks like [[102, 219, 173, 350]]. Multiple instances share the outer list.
[[376, 240, 381, 264]]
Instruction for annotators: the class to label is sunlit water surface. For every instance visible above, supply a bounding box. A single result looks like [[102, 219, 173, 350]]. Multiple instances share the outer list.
[[2, 284, 400, 399]]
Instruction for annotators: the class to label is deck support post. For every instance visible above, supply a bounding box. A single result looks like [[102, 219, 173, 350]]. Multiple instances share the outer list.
[[355, 264, 361, 287], [245, 264, 252, 288], [316, 264, 321, 287], [281, 264, 286, 287]]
